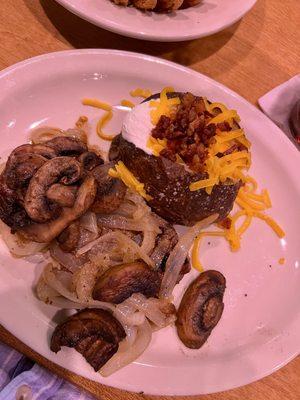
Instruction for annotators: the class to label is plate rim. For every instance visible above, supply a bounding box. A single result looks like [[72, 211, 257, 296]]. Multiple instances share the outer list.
[[53, 0, 258, 42], [0, 49, 299, 396]]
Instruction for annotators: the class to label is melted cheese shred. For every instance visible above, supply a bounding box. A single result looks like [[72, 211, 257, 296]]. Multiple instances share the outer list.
[[190, 101, 252, 194], [130, 88, 152, 98], [121, 99, 135, 108], [192, 231, 225, 272], [147, 137, 167, 156], [192, 175, 285, 271], [150, 87, 181, 125], [109, 161, 152, 201], [82, 98, 116, 141]]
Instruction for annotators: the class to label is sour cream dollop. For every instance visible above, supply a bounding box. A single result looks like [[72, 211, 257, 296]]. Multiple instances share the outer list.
[[121, 101, 153, 155]]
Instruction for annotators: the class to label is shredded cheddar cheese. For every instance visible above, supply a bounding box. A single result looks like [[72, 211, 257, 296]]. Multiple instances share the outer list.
[[208, 109, 240, 127], [96, 110, 116, 141], [192, 175, 285, 271], [82, 97, 117, 141], [121, 99, 135, 108], [108, 161, 152, 201], [192, 231, 225, 272], [190, 150, 251, 194], [130, 88, 152, 99], [150, 87, 181, 125], [82, 98, 112, 112], [147, 137, 167, 156]]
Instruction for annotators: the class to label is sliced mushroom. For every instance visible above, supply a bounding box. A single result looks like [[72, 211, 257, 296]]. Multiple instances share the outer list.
[[45, 136, 87, 156], [46, 184, 78, 208], [50, 308, 126, 371], [176, 270, 226, 349], [78, 151, 104, 171], [0, 174, 30, 231], [4, 153, 46, 190], [7, 143, 57, 159], [24, 157, 82, 223], [90, 162, 126, 214], [57, 220, 80, 252], [92, 261, 161, 304], [20, 176, 97, 242]]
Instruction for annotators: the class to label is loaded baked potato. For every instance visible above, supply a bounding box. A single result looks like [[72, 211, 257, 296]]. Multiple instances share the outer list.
[[109, 90, 251, 226]]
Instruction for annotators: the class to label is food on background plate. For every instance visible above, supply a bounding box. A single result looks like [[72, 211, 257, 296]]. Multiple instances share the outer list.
[[289, 99, 300, 145], [0, 86, 285, 376], [111, 0, 202, 12]]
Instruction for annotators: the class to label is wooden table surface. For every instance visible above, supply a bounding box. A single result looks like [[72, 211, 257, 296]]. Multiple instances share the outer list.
[[0, 0, 299, 399]]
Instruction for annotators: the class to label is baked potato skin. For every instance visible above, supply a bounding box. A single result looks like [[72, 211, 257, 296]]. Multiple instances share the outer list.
[[109, 134, 241, 226]]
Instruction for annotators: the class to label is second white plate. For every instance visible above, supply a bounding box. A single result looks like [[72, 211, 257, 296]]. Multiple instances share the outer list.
[[55, 0, 257, 41]]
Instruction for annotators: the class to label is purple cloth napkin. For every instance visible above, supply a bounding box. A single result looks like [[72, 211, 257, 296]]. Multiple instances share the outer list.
[[0, 341, 96, 400]]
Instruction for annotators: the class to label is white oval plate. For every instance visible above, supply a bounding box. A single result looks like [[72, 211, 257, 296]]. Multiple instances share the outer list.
[[55, 0, 257, 41], [0, 50, 299, 396]]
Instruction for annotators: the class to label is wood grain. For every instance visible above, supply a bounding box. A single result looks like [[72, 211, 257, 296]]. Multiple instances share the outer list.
[[0, 0, 299, 399]]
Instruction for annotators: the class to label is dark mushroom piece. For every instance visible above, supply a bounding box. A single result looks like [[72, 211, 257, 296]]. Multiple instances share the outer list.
[[45, 136, 87, 156], [46, 184, 78, 208], [57, 220, 80, 252], [78, 151, 104, 171], [92, 261, 161, 304], [20, 176, 97, 242], [7, 143, 57, 160], [0, 174, 30, 231], [51, 308, 126, 371], [24, 157, 82, 223], [4, 153, 46, 190], [176, 270, 226, 349], [90, 162, 126, 214]]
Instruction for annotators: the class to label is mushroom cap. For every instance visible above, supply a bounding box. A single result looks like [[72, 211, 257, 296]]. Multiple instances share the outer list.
[[24, 156, 82, 223], [90, 162, 126, 214], [5, 153, 46, 190], [45, 136, 87, 156], [46, 184, 77, 208], [50, 308, 125, 371], [78, 151, 104, 171], [92, 261, 161, 304], [57, 220, 80, 252], [20, 176, 97, 242], [176, 270, 226, 349]]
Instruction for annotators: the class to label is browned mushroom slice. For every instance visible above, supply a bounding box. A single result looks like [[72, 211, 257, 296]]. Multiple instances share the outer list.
[[57, 220, 80, 252], [7, 143, 57, 159], [24, 157, 82, 223], [50, 308, 126, 371], [46, 184, 78, 208], [155, 0, 183, 11], [20, 176, 97, 242], [90, 163, 126, 214], [176, 270, 226, 349], [45, 136, 87, 156], [93, 261, 161, 304], [78, 151, 104, 171], [4, 153, 46, 190], [0, 174, 30, 230]]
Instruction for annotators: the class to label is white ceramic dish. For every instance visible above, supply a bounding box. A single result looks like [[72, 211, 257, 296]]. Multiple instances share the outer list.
[[0, 49, 299, 396], [54, 0, 257, 42]]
